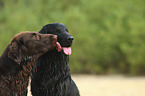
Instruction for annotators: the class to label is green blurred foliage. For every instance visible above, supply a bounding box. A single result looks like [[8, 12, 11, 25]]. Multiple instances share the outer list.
[[0, 0, 145, 75]]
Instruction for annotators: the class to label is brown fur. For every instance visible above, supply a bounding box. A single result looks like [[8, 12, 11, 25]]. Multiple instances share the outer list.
[[0, 31, 57, 96]]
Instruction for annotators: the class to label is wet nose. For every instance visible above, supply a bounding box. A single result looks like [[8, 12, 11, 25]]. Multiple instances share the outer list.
[[67, 36, 74, 41]]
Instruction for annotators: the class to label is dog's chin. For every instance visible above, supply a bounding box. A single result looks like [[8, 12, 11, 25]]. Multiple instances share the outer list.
[[56, 42, 72, 55]]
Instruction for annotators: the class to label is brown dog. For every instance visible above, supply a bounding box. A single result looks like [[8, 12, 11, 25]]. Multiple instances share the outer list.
[[0, 31, 58, 96]]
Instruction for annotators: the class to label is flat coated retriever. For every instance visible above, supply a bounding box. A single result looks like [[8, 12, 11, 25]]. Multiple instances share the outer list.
[[31, 23, 80, 96], [0, 31, 58, 96]]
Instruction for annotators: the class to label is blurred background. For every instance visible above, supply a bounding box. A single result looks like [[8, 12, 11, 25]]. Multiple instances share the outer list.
[[0, 0, 145, 96]]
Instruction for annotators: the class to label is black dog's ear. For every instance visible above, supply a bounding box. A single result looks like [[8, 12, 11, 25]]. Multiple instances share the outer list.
[[8, 41, 22, 64]]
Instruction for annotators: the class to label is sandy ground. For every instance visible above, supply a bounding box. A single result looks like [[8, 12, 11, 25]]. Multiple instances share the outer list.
[[28, 75, 145, 96]]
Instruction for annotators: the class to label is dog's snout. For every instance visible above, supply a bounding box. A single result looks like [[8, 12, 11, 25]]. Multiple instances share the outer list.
[[67, 36, 74, 41], [50, 35, 57, 39], [53, 35, 57, 39]]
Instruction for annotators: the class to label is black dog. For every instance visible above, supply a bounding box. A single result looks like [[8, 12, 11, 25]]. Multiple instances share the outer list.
[[31, 23, 80, 96], [0, 31, 57, 96]]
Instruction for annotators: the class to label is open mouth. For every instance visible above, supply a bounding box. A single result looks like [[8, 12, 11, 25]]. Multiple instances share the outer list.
[[56, 42, 71, 55]]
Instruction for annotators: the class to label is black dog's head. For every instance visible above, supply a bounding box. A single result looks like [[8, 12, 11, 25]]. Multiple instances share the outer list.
[[39, 23, 74, 55]]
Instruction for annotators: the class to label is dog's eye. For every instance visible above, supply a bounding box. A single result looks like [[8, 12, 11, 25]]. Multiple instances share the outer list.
[[33, 35, 40, 40]]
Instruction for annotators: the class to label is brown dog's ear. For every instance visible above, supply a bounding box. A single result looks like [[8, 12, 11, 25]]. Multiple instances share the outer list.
[[8, 41, 22, 64]]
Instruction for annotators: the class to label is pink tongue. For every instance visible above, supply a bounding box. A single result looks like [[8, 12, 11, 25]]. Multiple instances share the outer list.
[[62, 47, 71, 55], [56, 42, 72, 55]]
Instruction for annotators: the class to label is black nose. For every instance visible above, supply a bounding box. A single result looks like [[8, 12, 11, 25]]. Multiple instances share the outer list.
[[67, 36, 74, 41]]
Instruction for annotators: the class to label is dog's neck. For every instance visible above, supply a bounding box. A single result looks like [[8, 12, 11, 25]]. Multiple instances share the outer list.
[[37, 48, 70, 72], [0, 46, 39, 95], [35, 49, 70, 87]]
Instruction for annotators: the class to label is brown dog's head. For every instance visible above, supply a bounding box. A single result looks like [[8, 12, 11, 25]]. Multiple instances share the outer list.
[[8, 31, 57, 64]]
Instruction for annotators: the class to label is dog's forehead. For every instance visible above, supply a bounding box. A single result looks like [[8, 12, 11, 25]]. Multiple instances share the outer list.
[[46, 23, 68, 30], [55, 24, 69, 33], [19, 32, 33, 38], [12, 32, 38, 41], [56, 23, 67, 29]]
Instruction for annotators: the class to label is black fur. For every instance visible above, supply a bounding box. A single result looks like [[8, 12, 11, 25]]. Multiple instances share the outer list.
[[31, 23, 80, 96]]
